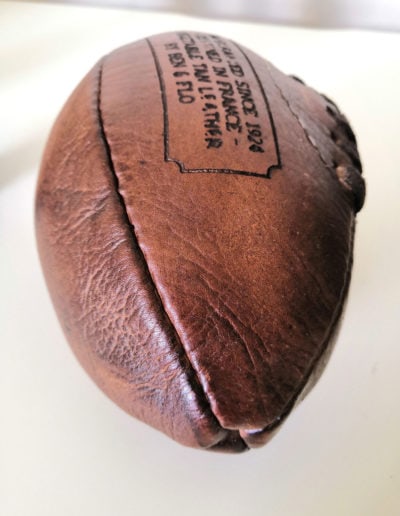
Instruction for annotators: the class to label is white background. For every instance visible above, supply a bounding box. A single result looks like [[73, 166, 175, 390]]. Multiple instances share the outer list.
[[1, 2, 399, 515], [23, 0, 400, 31]]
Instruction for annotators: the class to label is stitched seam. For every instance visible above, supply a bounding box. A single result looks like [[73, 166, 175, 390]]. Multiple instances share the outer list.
[[270, 70, 364, 215], [268, 67, 333, 170], [95, 60, 248, 450]]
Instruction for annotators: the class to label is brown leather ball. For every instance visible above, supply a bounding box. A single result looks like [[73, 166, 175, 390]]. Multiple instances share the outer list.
[[35, 31, 365, 452]]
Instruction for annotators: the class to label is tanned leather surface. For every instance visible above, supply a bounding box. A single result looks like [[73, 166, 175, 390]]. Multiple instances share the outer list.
[[35, 32, 365, 452]]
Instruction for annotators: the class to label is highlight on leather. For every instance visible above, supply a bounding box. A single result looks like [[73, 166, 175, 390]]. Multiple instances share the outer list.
[[35, 31, 365, 452]]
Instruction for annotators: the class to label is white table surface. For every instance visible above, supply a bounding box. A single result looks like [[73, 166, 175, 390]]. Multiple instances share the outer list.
[[1, 2, 399, 515]]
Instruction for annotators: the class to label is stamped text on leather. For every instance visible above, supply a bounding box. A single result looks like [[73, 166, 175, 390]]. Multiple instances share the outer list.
[[148, 32, 281, 178]]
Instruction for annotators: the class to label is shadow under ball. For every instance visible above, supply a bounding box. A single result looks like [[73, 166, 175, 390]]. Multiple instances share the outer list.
[[35, 31, 365, 452]]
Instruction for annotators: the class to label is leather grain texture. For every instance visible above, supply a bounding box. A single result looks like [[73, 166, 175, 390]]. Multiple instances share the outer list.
[[35, 32, 364, 452]]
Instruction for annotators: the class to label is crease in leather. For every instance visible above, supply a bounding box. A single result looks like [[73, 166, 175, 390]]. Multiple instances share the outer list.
[[95, 58, 248, 450]]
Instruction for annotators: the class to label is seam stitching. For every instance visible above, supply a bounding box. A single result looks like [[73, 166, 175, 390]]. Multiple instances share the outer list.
[[268, 69, 364, 214], [95, 60, 248, 450], [268, 67, 333, 170]]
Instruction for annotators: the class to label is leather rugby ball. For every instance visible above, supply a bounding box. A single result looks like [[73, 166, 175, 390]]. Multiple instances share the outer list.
[[35, 31, 365, 452]]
